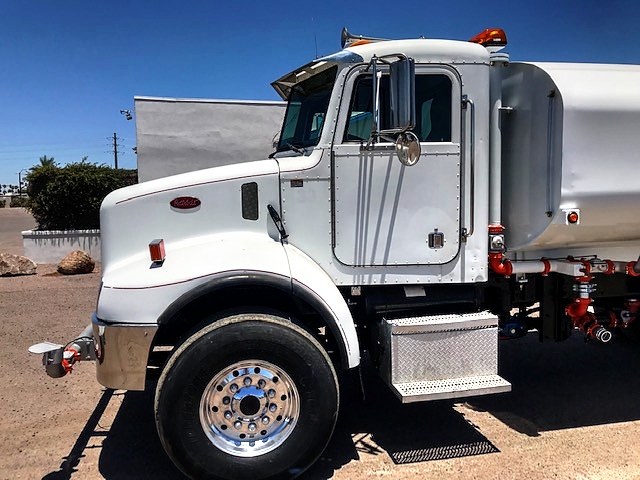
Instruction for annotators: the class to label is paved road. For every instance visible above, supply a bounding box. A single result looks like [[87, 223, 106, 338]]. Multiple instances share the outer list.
[[2, 208, 640, 479], [0, 207, 36, 255]]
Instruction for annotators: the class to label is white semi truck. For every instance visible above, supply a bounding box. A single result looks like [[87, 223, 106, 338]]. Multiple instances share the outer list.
[[31, 27, 640, 479]]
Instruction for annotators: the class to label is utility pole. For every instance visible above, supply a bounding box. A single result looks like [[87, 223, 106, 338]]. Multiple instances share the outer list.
[[110, 132, 124, 169], [113, 132, 119, 169], [18, 169, 27, 196]]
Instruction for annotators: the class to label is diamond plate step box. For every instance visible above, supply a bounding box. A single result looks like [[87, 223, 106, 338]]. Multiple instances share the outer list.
[[380, 311, 511, 403]]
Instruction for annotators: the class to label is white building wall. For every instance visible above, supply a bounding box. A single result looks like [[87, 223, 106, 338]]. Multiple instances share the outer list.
[[134, 97, 286, 182]]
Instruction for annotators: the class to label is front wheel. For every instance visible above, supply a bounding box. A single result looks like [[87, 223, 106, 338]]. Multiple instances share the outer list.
[[155, 313, 339, 480]]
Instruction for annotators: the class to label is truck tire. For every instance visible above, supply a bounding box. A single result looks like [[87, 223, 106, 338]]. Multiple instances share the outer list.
[[154, 313, 339, 480]]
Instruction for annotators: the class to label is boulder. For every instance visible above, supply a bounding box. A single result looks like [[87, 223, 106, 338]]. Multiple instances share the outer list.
[[0, 253, 37, 276], [57, 250, 95, 275]]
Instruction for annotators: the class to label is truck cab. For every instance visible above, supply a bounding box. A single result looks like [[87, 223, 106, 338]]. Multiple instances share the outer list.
[[272, 35, 490, 285]]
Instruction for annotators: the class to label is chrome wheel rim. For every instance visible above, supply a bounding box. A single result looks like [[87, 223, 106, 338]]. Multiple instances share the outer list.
[[199, 360, 300, 457]]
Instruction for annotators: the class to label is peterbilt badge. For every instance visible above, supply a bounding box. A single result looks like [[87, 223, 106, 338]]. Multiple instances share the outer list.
[[170, 196, 201, 209]]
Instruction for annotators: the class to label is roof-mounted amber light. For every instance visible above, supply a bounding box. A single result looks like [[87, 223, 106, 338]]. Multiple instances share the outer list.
[[348, 39, 372, 48], [469, 28, 508, 48]]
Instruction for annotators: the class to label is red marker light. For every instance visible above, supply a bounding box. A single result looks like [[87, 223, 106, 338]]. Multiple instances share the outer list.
[[567, 211, 579, 224], [149, 239, 166, 263]]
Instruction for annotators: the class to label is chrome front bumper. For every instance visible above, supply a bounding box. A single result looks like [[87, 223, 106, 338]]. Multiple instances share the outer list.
[[92, 313, 158, 391]]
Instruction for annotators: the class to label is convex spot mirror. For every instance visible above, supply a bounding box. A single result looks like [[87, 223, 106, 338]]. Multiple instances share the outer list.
[[395, 131, 421, 166]]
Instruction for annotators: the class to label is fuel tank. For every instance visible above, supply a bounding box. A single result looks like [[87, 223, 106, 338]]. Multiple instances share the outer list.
[[500, 62, 640, 256]]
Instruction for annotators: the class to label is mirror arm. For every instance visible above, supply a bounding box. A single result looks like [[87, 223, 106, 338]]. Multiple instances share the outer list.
[[364, 53, 416, 150], [372, 57, 380, 144]]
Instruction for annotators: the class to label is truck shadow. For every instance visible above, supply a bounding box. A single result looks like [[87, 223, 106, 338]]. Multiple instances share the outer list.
[[306, 367, 499, 479], [88, 331, 640, 479], [467, 331, 640, 436], [93, 368, 498, 479]]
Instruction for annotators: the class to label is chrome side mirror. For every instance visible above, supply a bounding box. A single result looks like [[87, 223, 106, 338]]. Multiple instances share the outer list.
[[389, 57, 415, 131], [365, 54, 418, 166]]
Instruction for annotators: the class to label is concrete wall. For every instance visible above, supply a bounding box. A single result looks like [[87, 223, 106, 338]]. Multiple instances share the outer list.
[[134, 97, 286, 182], [22, 229, 100, 264]]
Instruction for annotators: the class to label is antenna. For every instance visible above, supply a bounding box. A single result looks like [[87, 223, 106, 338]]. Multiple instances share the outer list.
[[314, 31, 319, 58], [312, 17, 318, 58]]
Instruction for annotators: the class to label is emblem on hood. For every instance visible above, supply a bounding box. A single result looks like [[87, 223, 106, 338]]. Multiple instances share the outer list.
[[170, 196, 201, 210]]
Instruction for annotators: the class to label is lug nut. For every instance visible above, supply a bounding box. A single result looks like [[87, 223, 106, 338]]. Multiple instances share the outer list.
[[258, 379, 266, 388], [224, 411, 232, 420], [267, 389, 276, 398], [269, 403, 277, 413], [243, 377, 252, 386], [234, 421, 242, 430], [262, 416, 270, 424], [248, 423, 257, 432], [230, 384, 238, 393]]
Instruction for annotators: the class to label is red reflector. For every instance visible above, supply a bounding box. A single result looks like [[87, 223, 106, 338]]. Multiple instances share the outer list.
[[567, 211, 579, 224], [149, 239, 166, 262]]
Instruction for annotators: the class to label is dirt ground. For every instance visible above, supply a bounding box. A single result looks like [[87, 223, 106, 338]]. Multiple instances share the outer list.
[[2, 207, 640, 480]]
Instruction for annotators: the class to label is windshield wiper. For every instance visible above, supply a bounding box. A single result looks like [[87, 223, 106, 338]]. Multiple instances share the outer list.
[[269, 143, 305, 158]]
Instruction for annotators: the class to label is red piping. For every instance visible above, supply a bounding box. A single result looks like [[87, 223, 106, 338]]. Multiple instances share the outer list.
[[489, 252, 513, 277], [604, 260, 616, 275], [565, 295, 611, 342], [565, 296, 591, 320], [567, 256, 593, 282], [626, 261, 640, 277], [541, 258, 551, 276]]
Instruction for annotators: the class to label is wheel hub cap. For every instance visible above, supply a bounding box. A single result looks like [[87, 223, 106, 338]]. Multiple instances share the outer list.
[[199, 360, 299, 457]]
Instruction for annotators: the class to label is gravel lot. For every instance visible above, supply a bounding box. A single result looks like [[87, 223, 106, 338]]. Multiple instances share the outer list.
[[2, 207, 640, 479]]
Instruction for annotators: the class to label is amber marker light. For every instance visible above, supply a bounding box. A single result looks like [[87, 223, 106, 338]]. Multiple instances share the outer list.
[[348, 39, 372, 47], [469, 28, 508, 47], [149, 239, 166, 263], [567, 211, 580, 224]]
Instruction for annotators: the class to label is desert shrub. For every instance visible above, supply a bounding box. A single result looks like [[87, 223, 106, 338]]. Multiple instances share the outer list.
[[26, 163, 137, 230], [0, 199, 5, 208]]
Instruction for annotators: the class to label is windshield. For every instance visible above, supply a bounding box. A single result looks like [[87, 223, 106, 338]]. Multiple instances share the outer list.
[[276, 66, 337, 152]]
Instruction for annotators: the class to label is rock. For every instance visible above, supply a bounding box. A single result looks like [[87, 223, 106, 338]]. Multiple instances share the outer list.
[[0, 253, 37, 276], [57, 250, 95, 275]]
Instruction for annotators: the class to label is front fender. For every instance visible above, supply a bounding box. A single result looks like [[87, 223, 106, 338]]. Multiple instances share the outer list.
[[97, 232, 289, 324], [284, 244, 360, 369], [97, 232, 360, 369]]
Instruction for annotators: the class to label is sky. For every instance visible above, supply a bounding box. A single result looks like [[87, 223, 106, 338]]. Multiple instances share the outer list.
[[1, 0, 639, 188]]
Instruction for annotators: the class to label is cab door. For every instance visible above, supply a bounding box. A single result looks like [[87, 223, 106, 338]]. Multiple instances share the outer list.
[[332, 66, 462, 267]]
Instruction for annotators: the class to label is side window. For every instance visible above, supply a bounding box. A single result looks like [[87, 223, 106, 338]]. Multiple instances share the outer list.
[[344, 73, 452, 143], [416, 75, 452, 142], [344, 75, 388, 142]]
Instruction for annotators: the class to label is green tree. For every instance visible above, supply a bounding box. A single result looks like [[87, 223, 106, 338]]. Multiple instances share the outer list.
[[36, 155, 57, 168], [26, 161, 137, 230]]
